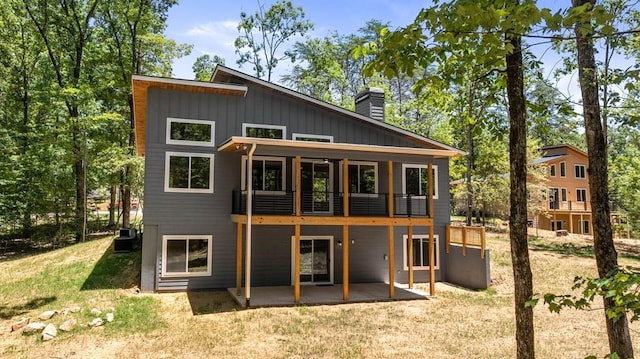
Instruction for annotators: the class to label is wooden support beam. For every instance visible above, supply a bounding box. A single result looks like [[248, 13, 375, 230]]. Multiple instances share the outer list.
[[480, 226, 486, 259], [343, 158, 349, 216], [408, 224, 414, 289], [428, 162, 434, 219], [445, 225, 451, 253], [388, 161, 394, 217], [462, 226, 467, 257], [388, 224, 395, 298], [429, 224, 436, 296], [294, 224, 301, 303], [236, 222, 243, 295], [295, 156, 301, 216], [343, 224, 349, 301], [569, 213, 574, 234]]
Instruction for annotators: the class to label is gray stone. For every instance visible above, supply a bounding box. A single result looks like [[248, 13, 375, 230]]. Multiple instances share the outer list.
[[38, 310, 56, 320], [88, 318, 103, 327], [59, 319, 77, 332], [10, 317, 29, 332], [42, 323, 57, 341], [69, 306, 81, 313], [22, 322, 46, 334], [106, 312, 114, 323]]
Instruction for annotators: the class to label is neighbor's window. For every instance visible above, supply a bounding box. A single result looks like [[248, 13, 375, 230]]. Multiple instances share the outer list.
[[162, 235, 212, 277], [576, 188, 587, 202], [242, 123, 286, 139], [241, 155, 286, 193], [403, 234, 440, 270], [292, 133, 333, 143], [575, 164, 586, 179], [402, 164, 438, 199], [561, 188, 567, 202], [165, 152, 214, 193], [560, 161, 566, 177], [166, 118, 215, 147], [549, 164, 556, 177], [340, 161, 377, 195]]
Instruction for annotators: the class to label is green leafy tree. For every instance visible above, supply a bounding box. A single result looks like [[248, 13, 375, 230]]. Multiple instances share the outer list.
[[234, 0, 313, 81], [193, 54, 225, 81]]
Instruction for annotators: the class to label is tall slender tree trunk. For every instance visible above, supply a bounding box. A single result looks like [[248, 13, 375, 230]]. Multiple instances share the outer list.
[[505, 20, 535, 359], [109, 184, 117, 227], [572, 0, 633, 357]]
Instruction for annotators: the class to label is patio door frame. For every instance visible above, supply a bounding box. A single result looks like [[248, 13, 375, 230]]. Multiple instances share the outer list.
[[292, 158, 334, 214], [290, 235, 334, 286]]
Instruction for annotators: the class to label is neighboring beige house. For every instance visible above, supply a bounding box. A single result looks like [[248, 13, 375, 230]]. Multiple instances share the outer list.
[[534, 144, 592, 234]]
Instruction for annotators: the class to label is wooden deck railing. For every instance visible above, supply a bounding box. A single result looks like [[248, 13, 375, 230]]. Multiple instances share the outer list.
[[446, 225, 486, 259]]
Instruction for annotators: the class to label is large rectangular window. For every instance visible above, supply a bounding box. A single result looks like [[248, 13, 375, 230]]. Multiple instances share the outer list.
[[403, 234, 440, 270], [402, 164, 439, 199], [339, 161, 378, 196], [575, 164, 586, 179], [242, 123, 286, 139], [241, 155, 286, 193], [292, 133, 333, 143], [162, 235, 212, 277], [576, 188, 587, 202], [166, 118, 215, 147], [165, 152, 214, 193]]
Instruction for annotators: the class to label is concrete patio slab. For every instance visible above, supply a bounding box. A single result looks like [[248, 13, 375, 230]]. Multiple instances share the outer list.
[[228, 283, 429, 308]]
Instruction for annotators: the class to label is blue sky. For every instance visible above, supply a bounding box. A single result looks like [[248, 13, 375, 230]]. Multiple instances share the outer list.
[[166, 0, 428, 80]]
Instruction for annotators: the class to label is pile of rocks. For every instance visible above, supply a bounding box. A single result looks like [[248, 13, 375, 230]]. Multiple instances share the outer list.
[[8, 306, 115, 341]]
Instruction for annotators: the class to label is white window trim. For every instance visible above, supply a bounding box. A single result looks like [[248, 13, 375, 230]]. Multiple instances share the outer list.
[[559, 161, 566, 178], [292, 133, 334, 142], [576, 188, 587, 202], [338, 160, 379, 198], [402, 234, 440, 270], [242, 123, 286, 139], [241, 155, 287, 195], [164, 151, 214, 193], [290, 235, 334, 285], [401, 163, 439, 200], [561, 187, 568, 202], [549, 164, 556, 177], [575, 164, 587, 179], [161, 235, 213, 277], [166, 117, 215, 147]]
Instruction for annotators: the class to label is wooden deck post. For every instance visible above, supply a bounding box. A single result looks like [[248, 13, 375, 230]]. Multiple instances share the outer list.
[[236, 222, 243, 295], [429, 224, 435, 296], [295, 156, 301, 216], [462, 226, 467, 257], [480, 226, 486, 259], [428, 162, 434, 219], [445, 225, 451, 253], [294, 223, 301, 303], [343, 225, 349, 301], [408, 224, 413, 289], [343, 158, 349, 301], [569, 213, 574, 234], [387, 161, 395, 298], [580, 213, 584, 234], [388, 224, 395, 298]]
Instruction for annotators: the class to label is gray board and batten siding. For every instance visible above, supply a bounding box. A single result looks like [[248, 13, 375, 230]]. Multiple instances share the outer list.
[[141, 77, 485, 292]]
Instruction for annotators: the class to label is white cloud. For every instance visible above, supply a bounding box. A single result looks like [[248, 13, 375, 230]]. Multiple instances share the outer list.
[[186, 20, 239, 49]]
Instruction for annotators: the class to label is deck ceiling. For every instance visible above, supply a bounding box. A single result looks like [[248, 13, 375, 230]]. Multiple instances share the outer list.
[[132, 75, 247, 156]]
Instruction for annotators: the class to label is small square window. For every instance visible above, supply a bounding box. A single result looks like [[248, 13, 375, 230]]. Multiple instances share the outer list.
[[340, 161, 378, 196], [162, 235, 212, 277], [403, 234, 440, 270], [575, 165, 586, 179], [402, 164, 438, 199], [165, 152, 214, 193], [576, 188, 587, 202]]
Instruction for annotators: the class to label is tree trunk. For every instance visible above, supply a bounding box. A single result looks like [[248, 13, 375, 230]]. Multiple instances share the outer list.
[[505, 23, 535, 359], [572, 0, 633, 357], [72, 111, 86, 243], [109, 184, 117, 227], [465, 122, 474, 226]]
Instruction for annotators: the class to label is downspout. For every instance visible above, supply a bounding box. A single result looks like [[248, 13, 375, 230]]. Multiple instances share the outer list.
[[245, 143, 257, 308]]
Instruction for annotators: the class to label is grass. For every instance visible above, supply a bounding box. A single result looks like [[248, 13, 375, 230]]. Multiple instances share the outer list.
[[1, 230, 639, 358]]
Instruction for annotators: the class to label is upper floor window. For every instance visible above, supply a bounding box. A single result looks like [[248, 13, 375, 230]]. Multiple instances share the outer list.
[[576, 188, 587, 202], [549, 164, 556, 177], [242, 123, 286, 139], [560, 161, 566, 177], [339, 161, 378, 196], [403, 234, 440, 270], [402, 164, 439, 199], [575, 164, 586, 179], [165, 152, 214, 193], [292, 133, 333, 143], [241, 155, 286, 194], [561, 188, 567, 202], [166, 118, 215, 147]]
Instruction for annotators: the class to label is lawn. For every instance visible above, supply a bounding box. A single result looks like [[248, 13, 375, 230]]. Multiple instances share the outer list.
[[1, 231, 638, 358]]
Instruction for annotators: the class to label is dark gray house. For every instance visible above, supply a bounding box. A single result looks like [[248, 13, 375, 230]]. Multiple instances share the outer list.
[[132, 66, 490, 307]]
